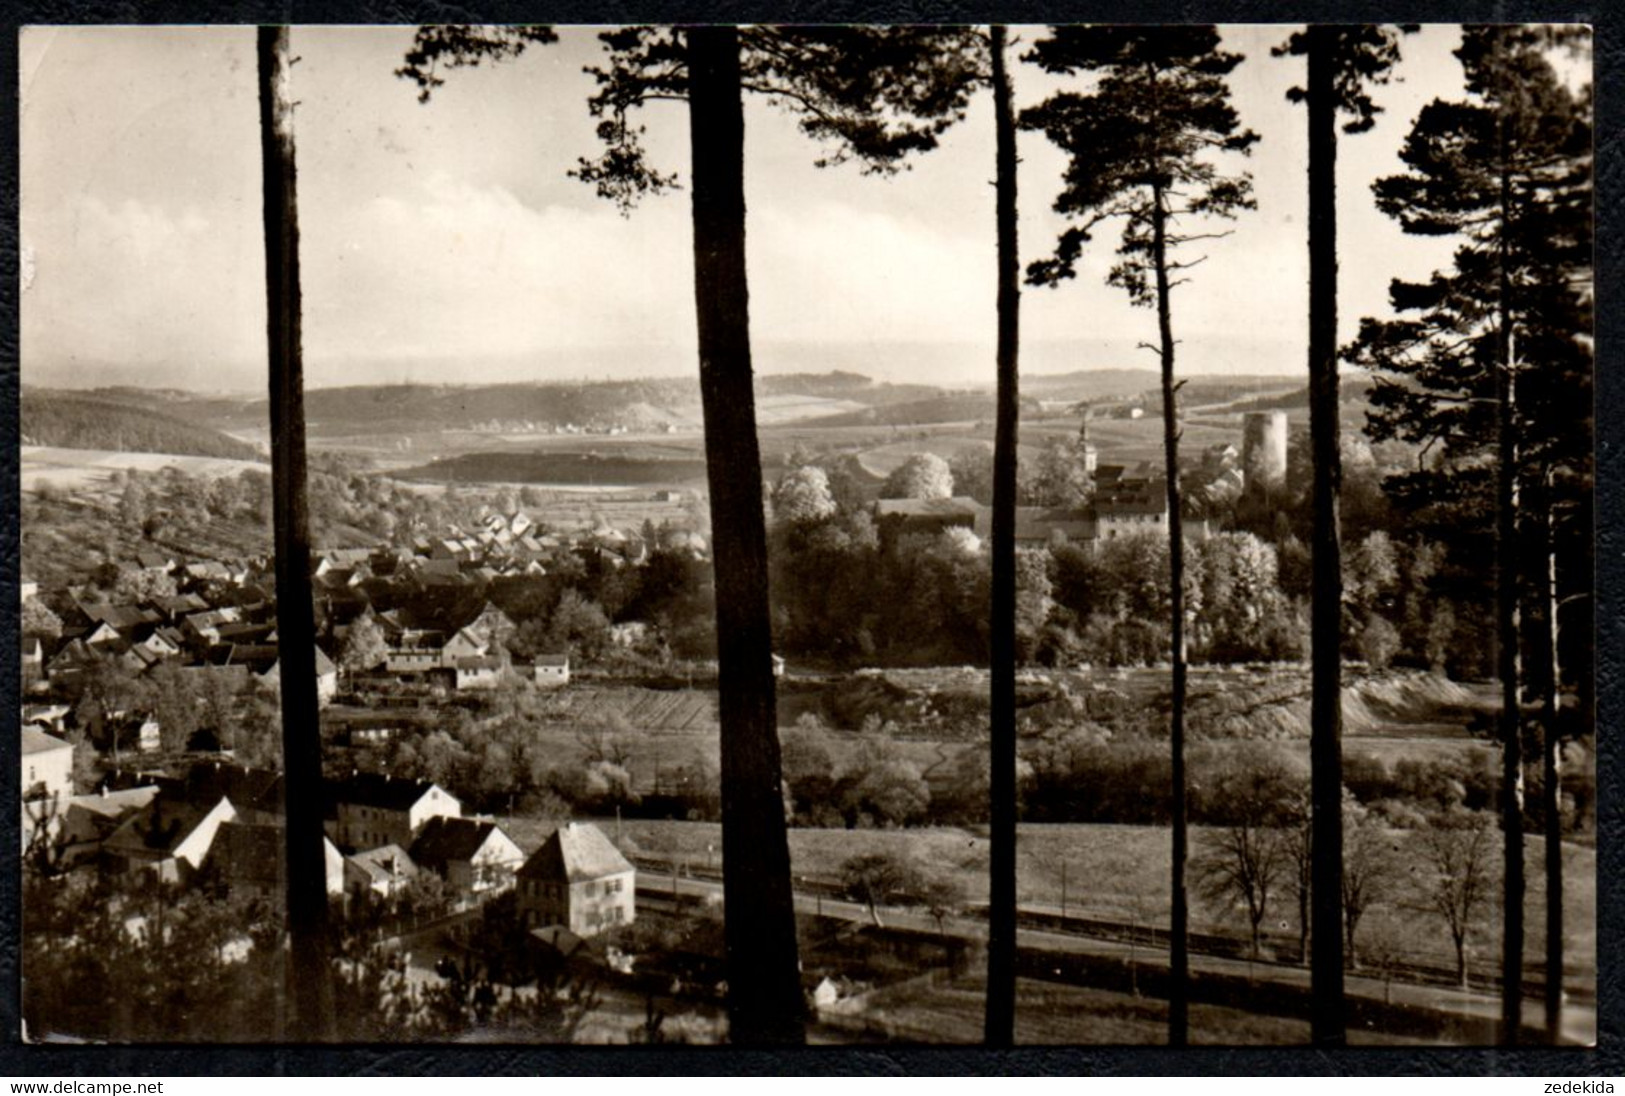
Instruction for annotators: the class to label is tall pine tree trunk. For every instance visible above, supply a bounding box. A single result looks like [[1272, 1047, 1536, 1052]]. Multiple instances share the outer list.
[[1495, 106, 1526, 1047], [984, 22, 1020, 1049], [1151, 180, 1189, 1048], [1538, 478, 1564, 1042], [1306, 23, 1346, 1046], [257, 24, 334, 1041], [685, 25, 805, 1046]]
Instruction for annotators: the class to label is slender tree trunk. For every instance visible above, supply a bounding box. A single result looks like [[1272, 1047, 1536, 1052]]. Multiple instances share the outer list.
[[1539, 480, 1564, 1042], [984, 22, 1021, 1049], [1150, 180, 1189, 1048], [685, 25, 805, 1046], [1297, 882, 1309, 967], [1306, 23, 1346, 1047], [257, 25, 334, 1042], [1495, 129, 1525, 1048]]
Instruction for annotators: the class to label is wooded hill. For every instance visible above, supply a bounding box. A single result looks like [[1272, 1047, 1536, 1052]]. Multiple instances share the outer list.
[[20, 391, 262, 461], [30, 368, 1342, 445]]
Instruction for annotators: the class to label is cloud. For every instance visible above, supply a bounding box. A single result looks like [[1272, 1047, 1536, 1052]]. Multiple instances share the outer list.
[[300, 174, 698, 367], [22, 193, 265, 383], [749, 199, 993, 346]]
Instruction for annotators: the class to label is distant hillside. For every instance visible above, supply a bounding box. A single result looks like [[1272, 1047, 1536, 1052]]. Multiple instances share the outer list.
[[800, 392, 1006, 428], [43, 370, 1338, 442], [80, 373, 962, 437], [757, 371, 943, 406], [1198, 375, 1377, 415], [1022, 368, 1161, 403], [302, 380, 706, 432], [20, 391, 262, 461]]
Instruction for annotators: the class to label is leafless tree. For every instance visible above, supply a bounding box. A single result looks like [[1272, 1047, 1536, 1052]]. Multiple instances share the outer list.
[[1411, 810, 1499, 987]]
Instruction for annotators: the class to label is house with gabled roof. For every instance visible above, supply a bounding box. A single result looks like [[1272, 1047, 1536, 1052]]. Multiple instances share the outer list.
[[449, 656, 505, 691], [23, 727, 74, 805], [462, 603, 514, 646], [442, 627, 490, 663], [83, 621, 126, 651], [208, 821, 344, 901], [515, 822, 635, 937], [180, 560, 233, 586], [45, 638, 95, 684], [56, 786, 161, 869], [23, 703, 71, 732], [528, 654, 570, 689], [101, 794, 238, 882], [183, 607, 242, 647], [137, 628, 183, 659], [873, 496, 987, 547], [135, 549, 175, 573], [410, 816, 522, 895], [215, 619, 277, 646], [1012, 507, 1098, 548], [169, 762, 285, 826], [260, 647, 338, 705], [327, 773, 460, 852], [153, 594, 208, 622], [430, 538, 471, 562], [384, 630, 446, 673], [344, 843, 418, 899], [81, 603, 160, 636]]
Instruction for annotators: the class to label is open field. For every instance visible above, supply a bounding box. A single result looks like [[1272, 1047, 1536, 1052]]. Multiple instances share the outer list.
[[21, 445, 267, 497], [487, 667, 1513, 810], [560, 815, 1594, 1001], [292, 401, 1261, 490]]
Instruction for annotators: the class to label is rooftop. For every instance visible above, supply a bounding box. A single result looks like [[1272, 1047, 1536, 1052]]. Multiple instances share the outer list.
[[22, 726, 72, 756], [517, 821, 633, 883]]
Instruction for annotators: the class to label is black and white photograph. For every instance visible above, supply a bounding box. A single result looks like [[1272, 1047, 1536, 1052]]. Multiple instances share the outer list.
[[15, 22, 1596, 1048]]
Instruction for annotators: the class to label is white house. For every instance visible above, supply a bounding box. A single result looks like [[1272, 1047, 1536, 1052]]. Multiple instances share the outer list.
[[410, 817, 523, 894], [260, 647, 339, 705], [515, 821, 635, 937], [344, 844, 419, 899], [328, 773, 461, 852], [22, 727, 74, 804], [531, 654, 570, 688]]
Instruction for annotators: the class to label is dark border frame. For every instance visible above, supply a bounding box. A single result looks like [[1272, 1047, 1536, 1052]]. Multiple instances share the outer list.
[[0, 1, 1615, 1076]]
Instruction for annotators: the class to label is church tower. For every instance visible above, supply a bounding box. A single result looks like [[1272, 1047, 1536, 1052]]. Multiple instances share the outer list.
[[1077, 405, 1099, 478]]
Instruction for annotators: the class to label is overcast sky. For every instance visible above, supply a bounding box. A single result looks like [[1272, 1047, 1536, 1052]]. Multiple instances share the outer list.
[[21, 24, 1481, 392]]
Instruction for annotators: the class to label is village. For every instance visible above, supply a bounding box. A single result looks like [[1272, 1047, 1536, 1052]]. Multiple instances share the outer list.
[[18, 491, 718, 1020], [15, 414, 1200, 1041]]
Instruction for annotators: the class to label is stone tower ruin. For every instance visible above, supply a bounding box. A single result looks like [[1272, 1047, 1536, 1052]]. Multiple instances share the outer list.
[[1241, 410, 1288, 493]]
